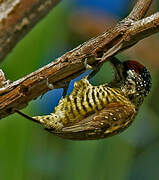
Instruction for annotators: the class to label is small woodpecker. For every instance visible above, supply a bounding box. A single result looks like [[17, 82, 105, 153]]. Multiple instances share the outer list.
[[16, 57, 152, 140]]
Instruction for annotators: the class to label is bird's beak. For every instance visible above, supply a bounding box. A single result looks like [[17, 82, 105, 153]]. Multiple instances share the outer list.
[[109, 57, 124, 81]]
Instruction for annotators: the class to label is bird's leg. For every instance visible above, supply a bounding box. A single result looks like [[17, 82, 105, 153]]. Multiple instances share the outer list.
[[40, 78, 54, 99], [46, 78, 54, 89], [61, 81, 70, 98], [84, 57, 102, 80], [84, 58, 93, 70], [45, 78, 70, 98]]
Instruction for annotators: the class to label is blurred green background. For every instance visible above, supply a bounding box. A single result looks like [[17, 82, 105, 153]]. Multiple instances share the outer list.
[[1, 1, 159, 180]]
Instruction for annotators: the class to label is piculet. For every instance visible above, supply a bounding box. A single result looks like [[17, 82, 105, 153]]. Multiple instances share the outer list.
[[16, 57, 152, 140]]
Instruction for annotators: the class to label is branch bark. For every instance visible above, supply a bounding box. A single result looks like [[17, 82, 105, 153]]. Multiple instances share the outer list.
[[0, 0, 61, 62], [0, 0, 158, 119], [128, 0, 152, 20]]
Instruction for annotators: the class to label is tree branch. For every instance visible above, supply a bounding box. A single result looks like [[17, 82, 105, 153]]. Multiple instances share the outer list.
[[128, 0, 153, 20], [0, 0, 158, 119], [0, 0, 61, 62]]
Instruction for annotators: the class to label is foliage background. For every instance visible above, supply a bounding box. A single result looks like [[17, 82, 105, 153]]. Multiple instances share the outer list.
[[0, 1, 159, 179]]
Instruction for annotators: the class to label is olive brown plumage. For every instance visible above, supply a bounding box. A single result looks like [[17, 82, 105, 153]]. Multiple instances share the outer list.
[[16, 57, 152, 140]]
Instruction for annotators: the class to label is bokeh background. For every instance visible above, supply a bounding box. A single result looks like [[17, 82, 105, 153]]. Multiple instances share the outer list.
[[0, 0, 159, 179]]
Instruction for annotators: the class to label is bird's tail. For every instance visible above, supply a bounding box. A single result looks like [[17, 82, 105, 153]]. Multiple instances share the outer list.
[[15, 109, 63, 130], [15, 109, 40, 124]]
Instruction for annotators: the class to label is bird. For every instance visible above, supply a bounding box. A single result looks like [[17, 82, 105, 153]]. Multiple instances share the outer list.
[[16, 57, 152, 140]]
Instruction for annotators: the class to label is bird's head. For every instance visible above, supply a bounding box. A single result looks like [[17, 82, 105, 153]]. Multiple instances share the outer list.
[[110, 57, 152, 101]]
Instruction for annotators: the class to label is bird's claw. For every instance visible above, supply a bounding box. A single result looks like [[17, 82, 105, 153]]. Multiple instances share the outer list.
[[84, 57, 102, 80], [46, 78, 54, 89]]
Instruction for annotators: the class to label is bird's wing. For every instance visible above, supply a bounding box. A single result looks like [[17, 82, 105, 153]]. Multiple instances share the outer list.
[[52, 102, 136, 140]]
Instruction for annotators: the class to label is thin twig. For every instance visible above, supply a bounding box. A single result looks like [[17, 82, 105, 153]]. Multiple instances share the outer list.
[[128, 0, 153, 20]]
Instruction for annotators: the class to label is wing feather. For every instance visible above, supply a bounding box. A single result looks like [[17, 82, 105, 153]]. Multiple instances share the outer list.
[[51, 102, 136, 140]]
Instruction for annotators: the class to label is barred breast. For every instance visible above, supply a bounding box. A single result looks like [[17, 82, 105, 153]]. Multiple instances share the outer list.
[[33, 77, 131, 130]]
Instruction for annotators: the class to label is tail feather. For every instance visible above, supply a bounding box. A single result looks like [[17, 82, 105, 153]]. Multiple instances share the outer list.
[[16, 110, 63, 130], [15, 110, 40, 124], [33, 114, 63, 130]]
